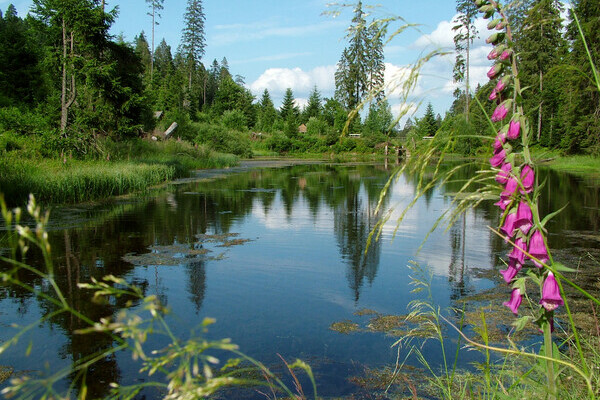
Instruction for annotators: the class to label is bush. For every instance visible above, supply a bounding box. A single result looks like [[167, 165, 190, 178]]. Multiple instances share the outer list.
[[194, 122, 252, 158], [264, 132, 292, 153], [306, 117, 327, 136], [0, 106, 53, 136], [221, 109, 248, 131], [161, 109, 195, 141]]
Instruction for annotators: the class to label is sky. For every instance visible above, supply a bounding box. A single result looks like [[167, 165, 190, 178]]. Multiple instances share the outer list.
[[5, 0, 511, 122]]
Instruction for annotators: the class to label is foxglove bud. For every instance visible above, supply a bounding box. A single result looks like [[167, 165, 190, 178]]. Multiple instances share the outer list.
[[495, 21, 507, 30], [487, 64, 503, 79], [487, 18, 501, 30], [486, 32, 505, 45], [499, 49, 513, 61]]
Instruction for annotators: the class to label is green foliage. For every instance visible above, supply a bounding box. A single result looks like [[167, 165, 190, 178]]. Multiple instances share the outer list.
[[194, 122, 252, 158], [334, 1, 385, 109], [264, 132, 292, 153], [306, 117, 328, 136], [221, 109, 248, 131]]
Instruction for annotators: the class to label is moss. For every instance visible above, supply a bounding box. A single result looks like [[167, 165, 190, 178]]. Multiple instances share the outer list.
[[329, 320, 360, 334]]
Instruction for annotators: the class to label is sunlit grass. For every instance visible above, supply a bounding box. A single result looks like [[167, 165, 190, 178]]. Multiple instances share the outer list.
[[0, 139, 239, 205]]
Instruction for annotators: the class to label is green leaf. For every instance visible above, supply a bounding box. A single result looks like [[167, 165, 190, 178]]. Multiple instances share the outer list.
[[540, 203, 569, 227], [552, 262, 577, 273], [512, 315, 533, 332]]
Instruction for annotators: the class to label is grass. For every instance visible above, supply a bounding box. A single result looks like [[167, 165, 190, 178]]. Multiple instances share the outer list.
[[0, 138, 239, 205], [524, 147, 600, 176]]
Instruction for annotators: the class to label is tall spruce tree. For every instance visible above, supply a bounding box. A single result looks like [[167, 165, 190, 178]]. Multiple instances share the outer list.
[[563, 0, 600, 152], [452, 0, 478, 121], [519, 0, 566, 144], [303, 86, 322, 121], [0, 5, 44, 105], [32, 0, 113, 135], [145, 0, 164, 80], [181, 0, 205, 91], [335, 1, 385, 110], [280, 88, 298, 122], [257, 89, 277, 132]]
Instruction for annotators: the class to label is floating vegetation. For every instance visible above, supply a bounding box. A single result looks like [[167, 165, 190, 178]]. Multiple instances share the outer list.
[[0, 365, 13, 384], [195, 233, 240, 242], [329, 320, 360, 334], [348, 365, 428, 399], [217, 239, 252, 248], [354, 308, 378, 316], [367, 315, 405, 336], [123, 233, 251, 266], [330, 311, 436, 339]]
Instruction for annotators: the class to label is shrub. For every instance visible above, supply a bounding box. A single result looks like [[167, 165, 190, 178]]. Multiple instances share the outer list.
[[194, 122, 252, 158], [221, 109, 248, 131]]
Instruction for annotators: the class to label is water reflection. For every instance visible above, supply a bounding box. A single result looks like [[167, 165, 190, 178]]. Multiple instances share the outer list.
[[0, 162, 598, 398]]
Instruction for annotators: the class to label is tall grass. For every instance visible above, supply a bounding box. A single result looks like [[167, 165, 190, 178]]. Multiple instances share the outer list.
[[0, 138, 239, 205]]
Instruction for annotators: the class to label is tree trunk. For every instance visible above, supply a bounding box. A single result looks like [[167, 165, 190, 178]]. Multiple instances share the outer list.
[[537, 24, 544, 143], [61, 18, 68, 135], [538, 68, 543, 142], [465, 24, 470, 123], [150, 3, 155, 82], [60, 20, 76, 136]]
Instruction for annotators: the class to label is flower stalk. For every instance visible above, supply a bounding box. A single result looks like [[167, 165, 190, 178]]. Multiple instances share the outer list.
[[474, 1, 569, 397]]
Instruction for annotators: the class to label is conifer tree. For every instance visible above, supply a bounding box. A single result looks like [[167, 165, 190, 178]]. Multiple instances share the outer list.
[[519, 0, 566, 144], [303, 86, 322, 121], [335, 1, 385, 110], [257, 89, 277, 132], [452, 0, 478, 120], [280, 88, 298, 122], [181, 0, 205, 91], [145, 0, 164, 80]]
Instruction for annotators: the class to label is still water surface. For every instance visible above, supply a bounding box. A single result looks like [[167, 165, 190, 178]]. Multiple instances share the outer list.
[[0, 161, 598, 398]]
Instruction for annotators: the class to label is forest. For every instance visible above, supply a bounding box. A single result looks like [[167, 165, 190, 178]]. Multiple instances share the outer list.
[[0, 0, 598, 204]]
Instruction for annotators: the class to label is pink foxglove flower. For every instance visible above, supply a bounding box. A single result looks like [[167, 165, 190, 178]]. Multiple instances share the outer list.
[[489, 90, 498, 101], [501, 176, 519, 198], [528, 230, 549, 268], [509, 237, 527, 263], [495, 162, 512, 184], [520, 165, 534, 194], [514, 201, 533, 234], [500, 257, 522, 283], [495, 193, 513, 210], [501, 211, 517, 238], [491, 102, 510, 122], [540, 272, 564, 312], [507, 120, 521, 140], [490, 148, 506, 167], [503, 288, 522, 315]]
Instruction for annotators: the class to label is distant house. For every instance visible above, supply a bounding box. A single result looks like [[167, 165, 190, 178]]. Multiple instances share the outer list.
[[349, 133, 361, 138], [298, 124, 307, 133]]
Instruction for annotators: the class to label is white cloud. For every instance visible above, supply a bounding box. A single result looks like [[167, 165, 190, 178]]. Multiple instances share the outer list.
[[413, 15, 489, 50], [250, 65, 336, 100], [294, 98, 309, 110]]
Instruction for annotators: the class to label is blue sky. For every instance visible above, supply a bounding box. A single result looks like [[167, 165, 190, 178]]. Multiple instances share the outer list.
[[5, 0, 508, 121]]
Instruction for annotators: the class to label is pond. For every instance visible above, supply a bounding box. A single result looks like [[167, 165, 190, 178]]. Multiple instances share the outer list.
[[0, 160, 599, 398]]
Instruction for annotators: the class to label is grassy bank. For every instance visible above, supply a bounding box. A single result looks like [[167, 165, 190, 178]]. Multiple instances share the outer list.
[[531, 148, 600, 176], [0, 139, 238, 205]]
